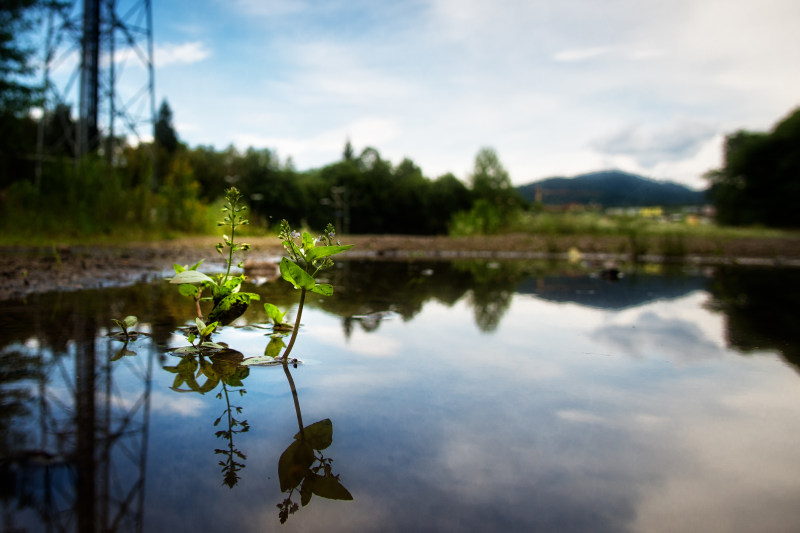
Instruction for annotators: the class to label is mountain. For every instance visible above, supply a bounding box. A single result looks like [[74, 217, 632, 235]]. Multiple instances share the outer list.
[[515, 170, 708, 207]]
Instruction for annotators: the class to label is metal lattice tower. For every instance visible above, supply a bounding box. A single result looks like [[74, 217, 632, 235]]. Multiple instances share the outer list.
[[37, 0, 156, 183]]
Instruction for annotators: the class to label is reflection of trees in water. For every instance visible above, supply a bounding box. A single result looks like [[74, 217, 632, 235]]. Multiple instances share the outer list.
[[453, 260, 531, 332], [707, 267, 800, 370], [311, 259, 532, 334]]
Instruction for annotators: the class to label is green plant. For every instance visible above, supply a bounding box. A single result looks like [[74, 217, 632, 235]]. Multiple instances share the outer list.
[[169, 187, 260, 325], [264, 303, 293, 331], [275, 219, 353, 360], [168, 188, 352, 363], [109, 315, 138, 339], [108, 315, 151, 359]]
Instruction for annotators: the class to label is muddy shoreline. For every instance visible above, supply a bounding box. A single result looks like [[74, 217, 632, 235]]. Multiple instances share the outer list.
[[2, 233, 799, 301]]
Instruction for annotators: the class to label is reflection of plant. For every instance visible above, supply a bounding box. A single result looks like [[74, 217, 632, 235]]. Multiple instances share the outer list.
[[215, 381, 249, 488], [276, 363, 352, 523], [163, 349, 250, 487], [277, 418, 352, 523]]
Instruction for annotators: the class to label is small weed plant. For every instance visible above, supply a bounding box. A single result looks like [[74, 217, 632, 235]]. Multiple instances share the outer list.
[[168, 187, 353, 361]]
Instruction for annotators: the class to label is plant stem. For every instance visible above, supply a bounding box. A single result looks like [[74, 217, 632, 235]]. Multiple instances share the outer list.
[[282, 288, 306, 361], [224, 220, 235, 284]]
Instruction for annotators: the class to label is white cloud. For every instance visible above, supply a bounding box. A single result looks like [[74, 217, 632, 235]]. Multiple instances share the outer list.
[[150, 391, 206, 416], [232, 116, 400, 165], [155, 41, 211, 67], [593, 119, 719, 168], [553, 47, 611, 63]]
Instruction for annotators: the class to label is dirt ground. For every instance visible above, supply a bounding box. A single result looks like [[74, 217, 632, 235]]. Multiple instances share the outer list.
[[2, 233, 799, 301]]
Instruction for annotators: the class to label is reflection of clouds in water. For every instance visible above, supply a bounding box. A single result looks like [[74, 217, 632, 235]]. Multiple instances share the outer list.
[[403, 405, 643, 533], [150, 390, 205, 416], [306, 324, 402, 357], [593, 310, 725, 363], [631, 360, 800, 533]]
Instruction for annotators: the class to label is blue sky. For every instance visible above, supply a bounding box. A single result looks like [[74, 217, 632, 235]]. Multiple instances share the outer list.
[[148, 0, 800, 189]]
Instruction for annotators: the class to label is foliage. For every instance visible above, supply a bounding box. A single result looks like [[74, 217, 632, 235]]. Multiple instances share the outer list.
[[0, 0, 42, 115], [707, 106, 800, 227], [170, 188, 260, 326]]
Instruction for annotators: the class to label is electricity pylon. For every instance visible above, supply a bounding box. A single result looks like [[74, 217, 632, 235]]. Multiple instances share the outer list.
[[37, 0, 156, 186]]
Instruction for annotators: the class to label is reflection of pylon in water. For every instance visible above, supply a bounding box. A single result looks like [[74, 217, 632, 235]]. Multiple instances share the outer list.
[[36, 0, 156, 187], [17, 316, 155, 532]]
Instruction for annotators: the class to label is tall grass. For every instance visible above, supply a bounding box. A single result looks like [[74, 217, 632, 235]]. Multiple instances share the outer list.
[[0, 156, 214, 244]]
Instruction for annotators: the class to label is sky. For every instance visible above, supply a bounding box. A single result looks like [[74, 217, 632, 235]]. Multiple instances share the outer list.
[[145, 0, 800, 189]]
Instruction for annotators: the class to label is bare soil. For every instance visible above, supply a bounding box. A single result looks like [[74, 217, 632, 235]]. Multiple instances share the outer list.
[[2, 233, 799, 301]]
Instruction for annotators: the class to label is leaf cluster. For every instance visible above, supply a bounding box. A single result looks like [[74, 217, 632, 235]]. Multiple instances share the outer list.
[[278, 219, 353, 296]]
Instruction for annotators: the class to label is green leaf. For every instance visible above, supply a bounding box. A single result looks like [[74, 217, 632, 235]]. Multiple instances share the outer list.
[[122, 316, 138, 329], [201, 341, 226, 349], [310, 283, 334, 296], [173, 263, 186, 273], [302, 231, 315, 252], [306, 244, 354, 263], [178, 283, 199, 297], [264, 303, 287, 324], [200, 321, 219, 338], [170, 270, 215, 285], [172, 346, 199, 354], [241, 355, 282, 366], [280, 258, 315, 290], [195, 317, 206, 331], [295, 419, 333, 450], [208, 293, 256, 325]]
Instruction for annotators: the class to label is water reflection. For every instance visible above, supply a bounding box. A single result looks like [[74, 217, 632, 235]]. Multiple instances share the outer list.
[[160, 339, 352, 522], [1, 261, 800, 531], [278, 362, 352, 524], [0, 300, 155, 532], [708, 266, 800, 369]]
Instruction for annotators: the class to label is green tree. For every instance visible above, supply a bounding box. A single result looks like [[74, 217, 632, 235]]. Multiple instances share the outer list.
[[708, 107, 800, 227], [470, 147, 516, 201], [0, 0, 41, 187], [154, 99, 179, 154], [0, 0, 41, 115], [459, 147, 525, 234], [428, 172, 472, 233], [342, 138, 355, 161]]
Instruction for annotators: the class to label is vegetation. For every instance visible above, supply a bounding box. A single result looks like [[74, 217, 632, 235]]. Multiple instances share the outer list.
[[706, 106, 800, 228]]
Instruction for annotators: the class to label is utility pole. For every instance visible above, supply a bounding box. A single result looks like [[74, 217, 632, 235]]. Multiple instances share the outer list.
[[37, 0, 157, 186]]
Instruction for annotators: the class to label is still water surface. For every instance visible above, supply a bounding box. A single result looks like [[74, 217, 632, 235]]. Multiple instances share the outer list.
[[1, 260, 799, 532]]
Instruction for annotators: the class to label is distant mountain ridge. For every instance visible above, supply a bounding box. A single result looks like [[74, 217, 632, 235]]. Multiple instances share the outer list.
[[515, 170, 708, 207]]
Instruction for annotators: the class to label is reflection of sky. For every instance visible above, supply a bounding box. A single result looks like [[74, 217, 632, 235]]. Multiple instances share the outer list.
[[6, 283, 800, 532]]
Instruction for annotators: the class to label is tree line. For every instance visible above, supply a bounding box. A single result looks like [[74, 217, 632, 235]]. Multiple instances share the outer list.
[[1, 92, 523, 237], [706, 106, 800, 227]]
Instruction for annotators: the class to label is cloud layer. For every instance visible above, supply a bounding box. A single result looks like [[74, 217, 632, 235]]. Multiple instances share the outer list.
[[150, 0, 800, 188]]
